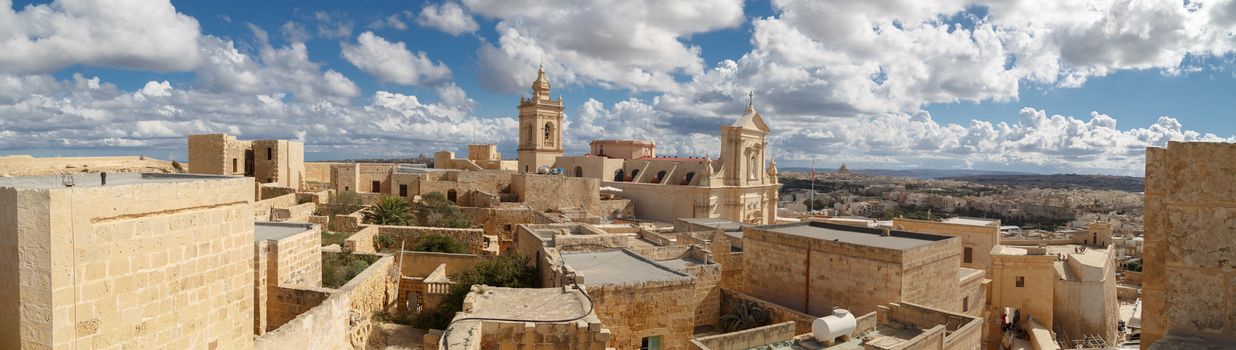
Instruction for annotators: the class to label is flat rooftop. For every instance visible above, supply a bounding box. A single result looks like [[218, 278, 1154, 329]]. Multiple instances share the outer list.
[[758, 221, 952, 251], [0, 172, 237, 189], [444, 286, 602, 349], [561, 249, 690, 285], [255, 222, 315, 241], [942, 217, 1000, 227], [678, 217, 745, 232]]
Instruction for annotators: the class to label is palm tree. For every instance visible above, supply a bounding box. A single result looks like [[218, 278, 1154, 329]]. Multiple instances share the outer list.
[[720, 299, 770, 332], [364, 196, 413, 226]]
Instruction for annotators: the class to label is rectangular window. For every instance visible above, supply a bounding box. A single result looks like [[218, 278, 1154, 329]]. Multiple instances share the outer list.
[[1016, 276, 1025, 288], [963, 247, 973, 264], [399, 184, 408, 197], [267, 147, 272, 160], [640, 336, 662, 350], [344, 186, 349, 191], [372, 181, 381, 192], [963, 297, 969, 312], [232, 158, 238, 173], [504, 224, 512, 232]]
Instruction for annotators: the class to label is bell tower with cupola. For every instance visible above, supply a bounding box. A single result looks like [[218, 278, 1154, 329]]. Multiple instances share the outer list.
[[517, 65, 565, 173]]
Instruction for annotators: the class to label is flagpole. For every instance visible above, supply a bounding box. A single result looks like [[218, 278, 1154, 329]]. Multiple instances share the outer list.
[[811, 159, 816, 213]]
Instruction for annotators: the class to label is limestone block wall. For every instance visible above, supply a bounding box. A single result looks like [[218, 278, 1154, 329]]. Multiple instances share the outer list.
[[898, 238, 964, 313], [255, 193, 299, 220], [330, 210, 366, 232], [345, 226, 380, 253], [267, 286, 331, 331], [684, 263, 723, 328], [719, 289, 817, 335], [272, 202, 316, 222], [273, 227, 323, 287], [876, 302, 982, 350], [255, 255, 397, 350], [512, 174, 600, 212], [986, 253, 1057, 344], [1143, 141, 1236, 347], [304, 162, 340, 184], [0, 175, 256, 350], [689, 321, 797, 350], [587, 280, 697, 350], [188, 133, 246, 175], [260, 184, 298, 200], [892, 218, 999, 271], [0, 155, 178, 176], [475, 319, 612, 349]]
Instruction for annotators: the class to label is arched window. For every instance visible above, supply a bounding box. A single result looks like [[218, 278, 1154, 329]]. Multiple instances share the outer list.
[[543, 122, 554, 146], [654, 170, 667, 183], [614, 169, 625, 182], [682, 172, 695, 185], [574, 166, 583, 177], [630, 169, 640, 181]]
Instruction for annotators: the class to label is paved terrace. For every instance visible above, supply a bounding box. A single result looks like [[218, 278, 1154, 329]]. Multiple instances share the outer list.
[[0, 172, 237, 189], [255, 222, 315, 242], [760, 221, 952, 251], [561, 249, 690, 285]]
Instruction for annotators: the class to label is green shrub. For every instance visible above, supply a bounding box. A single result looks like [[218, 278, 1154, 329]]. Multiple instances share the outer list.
[[414, 192, 472, 228], [411, 234, 464, 253], [413, 255, 536, 329]]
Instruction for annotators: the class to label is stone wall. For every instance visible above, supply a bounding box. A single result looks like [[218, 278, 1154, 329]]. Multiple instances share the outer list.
[[255, 255, 397, 350], [1143, 141, 1236, 347], [690, 321, 797, 350], [512, 174, 600, 212], [719, 288, 817, 335], [587, 280, 697, 349], [272, 202, 317, 222], [255, 193, 300, 220], [876, 302, 982, 350], [345, 226, 381, 253], [267, 286, 331, 331], [892, 218, 999, 271], [742, 224, 962, 317], [0, 155, 178, 176], [304, 162, 340, 184], [331, 210, 366, 232], [0, 174, 255, 349], [685, 263, 723, 329], [261, 184, 298, 200]]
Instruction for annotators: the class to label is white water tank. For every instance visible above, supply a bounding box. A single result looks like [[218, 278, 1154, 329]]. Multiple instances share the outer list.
[[812, 309, 857, 342]]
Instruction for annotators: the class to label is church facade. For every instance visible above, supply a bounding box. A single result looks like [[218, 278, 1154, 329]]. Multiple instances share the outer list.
[[538, 64, 781, 224]]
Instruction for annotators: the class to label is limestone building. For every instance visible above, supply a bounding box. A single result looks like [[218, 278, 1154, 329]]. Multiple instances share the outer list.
[[188, 133, 305, 189], [517, 65, 565, 173], [892, 217, 1001, 271], [1142, 141, 1236, 348], [437, 286, 612, 350], [556, 101, 781, 224], [0, 172, 255, 349], [590, 139, 655, 160], [741, 221, 980, 317], [986, 238, 1119, 348]]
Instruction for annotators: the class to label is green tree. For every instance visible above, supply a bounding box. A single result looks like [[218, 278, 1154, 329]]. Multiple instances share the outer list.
[[415, 192, 472, 228], [364, 196, 413, 225], [414, 255, 537, 329], [411, 234, 465, 253]]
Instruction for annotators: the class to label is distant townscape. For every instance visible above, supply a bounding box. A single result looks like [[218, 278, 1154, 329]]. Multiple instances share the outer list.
[[0, 67, 1230, 350]]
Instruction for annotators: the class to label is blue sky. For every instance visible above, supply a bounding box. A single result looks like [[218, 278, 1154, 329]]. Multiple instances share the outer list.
[[2, 0, 1235, 175]]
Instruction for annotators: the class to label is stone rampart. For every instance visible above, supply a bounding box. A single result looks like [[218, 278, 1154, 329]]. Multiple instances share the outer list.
[[719, 288, 817, 335]]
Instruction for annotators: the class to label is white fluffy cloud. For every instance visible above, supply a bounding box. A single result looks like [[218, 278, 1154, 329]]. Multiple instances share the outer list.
[[342, 31, 452, 86], [416, 2, 479, 35], [0, 0, 203, 74], [572, 97, 1233, 175], [0, 72, 514, 158], [653, 0, 1236, 120], [466, 0, 745, 92]]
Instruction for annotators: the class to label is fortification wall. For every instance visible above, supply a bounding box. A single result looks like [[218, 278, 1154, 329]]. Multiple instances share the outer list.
[[0, 155, 178, 176]]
